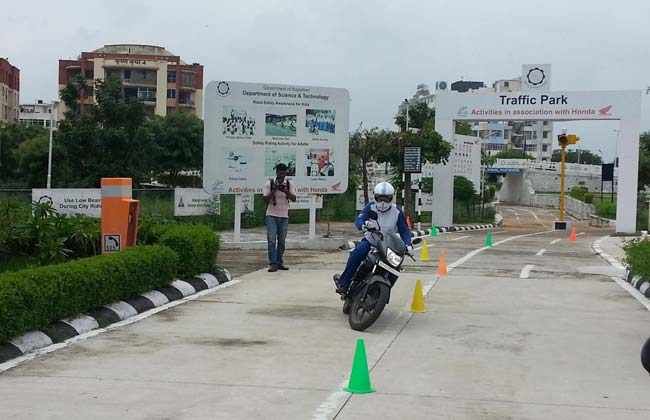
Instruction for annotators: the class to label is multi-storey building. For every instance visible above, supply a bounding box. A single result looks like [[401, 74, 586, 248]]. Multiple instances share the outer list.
[[399, 77, 553, 160], [19, 100, 61, 128], [0, 58, 20, 123], [58, 44, 203, 118]]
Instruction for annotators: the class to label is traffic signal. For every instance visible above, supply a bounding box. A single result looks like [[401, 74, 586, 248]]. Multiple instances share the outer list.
[[557, 134, 580, 146]]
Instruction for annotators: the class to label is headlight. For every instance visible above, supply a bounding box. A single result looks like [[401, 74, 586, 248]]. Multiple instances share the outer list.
[[386, 248, 403, 267]]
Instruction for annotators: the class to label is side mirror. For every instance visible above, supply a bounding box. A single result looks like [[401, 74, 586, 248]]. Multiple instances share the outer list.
[[368, 210, 378, 220]]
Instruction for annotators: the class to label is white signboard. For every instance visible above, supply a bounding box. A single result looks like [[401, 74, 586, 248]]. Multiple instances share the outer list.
[[356, 190, 368, 211], [419, 193, 434, 211], [453, 134, 482, 192], [32, 189, 101, 218], [290, 194, 323, 210], [438, 90, 639, 121], [203, 81, 350, 195], [522, 64, 551, 91], [174, 188, 220, 216], [241, 193, 254, 213]]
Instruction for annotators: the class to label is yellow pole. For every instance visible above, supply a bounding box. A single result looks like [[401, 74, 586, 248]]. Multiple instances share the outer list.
[[560, 144, 566, 222]]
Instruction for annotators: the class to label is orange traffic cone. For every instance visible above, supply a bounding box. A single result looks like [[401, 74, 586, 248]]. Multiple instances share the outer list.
[[569, 227, 577, 242], [406, 215, 413, 230], [436, 251, 448, 277]]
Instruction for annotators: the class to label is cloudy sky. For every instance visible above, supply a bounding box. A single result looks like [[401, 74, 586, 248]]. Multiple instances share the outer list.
[[3, 0, 650, 161]]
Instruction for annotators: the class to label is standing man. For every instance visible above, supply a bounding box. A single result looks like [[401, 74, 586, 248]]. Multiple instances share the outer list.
[[263, 163, 297, 272]]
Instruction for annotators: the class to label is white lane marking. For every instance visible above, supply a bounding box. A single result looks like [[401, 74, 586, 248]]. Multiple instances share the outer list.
[[451, 235, 470, 241], [0, 280, 242, 374], [312, 228, 554, 419], [550, 239, 561, 245], [593, 236, 650, 312], [491, 230, 510, 234], [536, 249, 546, 256], [577, 232, 585, 236], [520, 265, 535, 279]]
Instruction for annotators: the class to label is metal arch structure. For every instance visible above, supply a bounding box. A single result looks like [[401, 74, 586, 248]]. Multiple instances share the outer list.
[[434, 89, 641, 234]]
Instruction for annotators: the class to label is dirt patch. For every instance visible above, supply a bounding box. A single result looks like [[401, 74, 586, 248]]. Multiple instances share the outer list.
[[188, 337, 269, 347], [218, 249, 336, 278], [248, 304, 339, 320]]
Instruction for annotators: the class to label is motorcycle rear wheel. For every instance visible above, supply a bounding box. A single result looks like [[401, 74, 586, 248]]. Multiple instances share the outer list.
[[348, 283, 390, 331], [642, 336, 650, 374]]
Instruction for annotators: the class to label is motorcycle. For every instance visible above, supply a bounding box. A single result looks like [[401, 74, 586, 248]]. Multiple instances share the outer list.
[[340, 210, 421, 331]]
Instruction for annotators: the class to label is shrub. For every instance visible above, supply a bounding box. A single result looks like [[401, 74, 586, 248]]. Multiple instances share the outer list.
[[570, 186, 588, 201], [159, 224, 220, 277], [596, 201, 617, 219], [583, 192, 594, 204], [0, 245, 178, 342], [623, 239, 650, 281]]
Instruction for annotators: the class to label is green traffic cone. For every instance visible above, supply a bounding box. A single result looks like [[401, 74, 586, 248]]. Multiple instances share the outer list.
[[343, 339, 375, 394], [431, 224, 438, 237], [485, 231, 493, 247]]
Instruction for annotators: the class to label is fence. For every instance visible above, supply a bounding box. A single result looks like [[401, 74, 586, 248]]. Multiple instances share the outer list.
[[0, 188, 359, 231]]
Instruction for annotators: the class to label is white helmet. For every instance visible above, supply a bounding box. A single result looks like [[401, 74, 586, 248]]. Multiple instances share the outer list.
[[373, 182, 395, 212]]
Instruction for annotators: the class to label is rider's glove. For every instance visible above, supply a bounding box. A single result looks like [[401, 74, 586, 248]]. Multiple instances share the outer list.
[[362, 219, 378, 232], [406, 245, 415, 257]]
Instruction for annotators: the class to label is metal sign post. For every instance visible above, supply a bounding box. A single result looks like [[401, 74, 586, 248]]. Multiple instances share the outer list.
[[234, 194, 242, 242], [309, 195, 317, 240]]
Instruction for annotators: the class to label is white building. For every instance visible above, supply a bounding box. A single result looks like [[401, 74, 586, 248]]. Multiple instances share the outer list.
[[19, 100, 61, 128]]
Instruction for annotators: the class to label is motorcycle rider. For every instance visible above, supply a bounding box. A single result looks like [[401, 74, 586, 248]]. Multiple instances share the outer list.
[[334, 181, 414, 294]]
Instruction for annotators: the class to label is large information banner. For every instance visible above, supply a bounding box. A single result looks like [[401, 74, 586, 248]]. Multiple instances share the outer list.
[[203, 81, 350, 196]]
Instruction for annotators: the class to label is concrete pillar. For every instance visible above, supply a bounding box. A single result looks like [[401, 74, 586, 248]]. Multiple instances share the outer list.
[[155, 61, 168, 116]]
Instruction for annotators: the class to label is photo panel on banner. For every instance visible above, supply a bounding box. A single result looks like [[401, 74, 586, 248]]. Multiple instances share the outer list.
[[203, 82, 350, 196]]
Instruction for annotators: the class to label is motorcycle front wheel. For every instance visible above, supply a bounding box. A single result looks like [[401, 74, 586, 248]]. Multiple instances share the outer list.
[[342, 298, 352, 314], [348, 283, 390, 331]]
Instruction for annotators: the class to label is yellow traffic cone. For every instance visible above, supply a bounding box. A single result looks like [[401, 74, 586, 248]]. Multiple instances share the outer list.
[[410, 280, 426, 313], [437, 251, 448, 277], [419, 240, 430, 261]]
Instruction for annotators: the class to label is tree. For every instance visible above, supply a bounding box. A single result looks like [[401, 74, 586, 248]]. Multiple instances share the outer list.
[[0, 124, 48, 187], [455, 122, 472, 136], [454, 176, 477, 214], [56, 75, 153, 186], [639, 131, 650, 190], [493, 149, 531, 160], [551, 149, 602, 165], [394, 102, 435, 132], [146, 112, 204, 187], [377, 120, 453, 218], [12, 133, 49, 187], [349, 128, 390, 203]]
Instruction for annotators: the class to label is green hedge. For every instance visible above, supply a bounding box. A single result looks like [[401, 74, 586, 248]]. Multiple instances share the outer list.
[[0, 245, 178, 342], [623, 239, 650, 281], [159, 224, 220, 278]]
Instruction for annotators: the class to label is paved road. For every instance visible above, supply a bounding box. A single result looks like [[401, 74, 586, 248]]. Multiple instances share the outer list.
[[1, 206, 649, 419]]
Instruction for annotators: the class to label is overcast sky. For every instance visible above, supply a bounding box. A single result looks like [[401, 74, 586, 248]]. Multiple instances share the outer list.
[[3, 0, 650, 161]]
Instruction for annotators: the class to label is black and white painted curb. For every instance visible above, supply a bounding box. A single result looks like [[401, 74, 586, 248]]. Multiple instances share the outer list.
[[623, 271, 650, 299], [0, 270, 231, 364], [593, 236, 650, 307], [344, 223, 498, 250]]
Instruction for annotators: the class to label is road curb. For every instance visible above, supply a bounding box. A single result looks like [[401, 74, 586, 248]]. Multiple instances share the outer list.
[[592, 237, 650, 299], [0, 269, 232, 364], [343, 223, 498, 249]]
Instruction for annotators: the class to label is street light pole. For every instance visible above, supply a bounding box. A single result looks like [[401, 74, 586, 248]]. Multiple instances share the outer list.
[[598, 149, 604, 202], [46, 100, 58, 189]]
